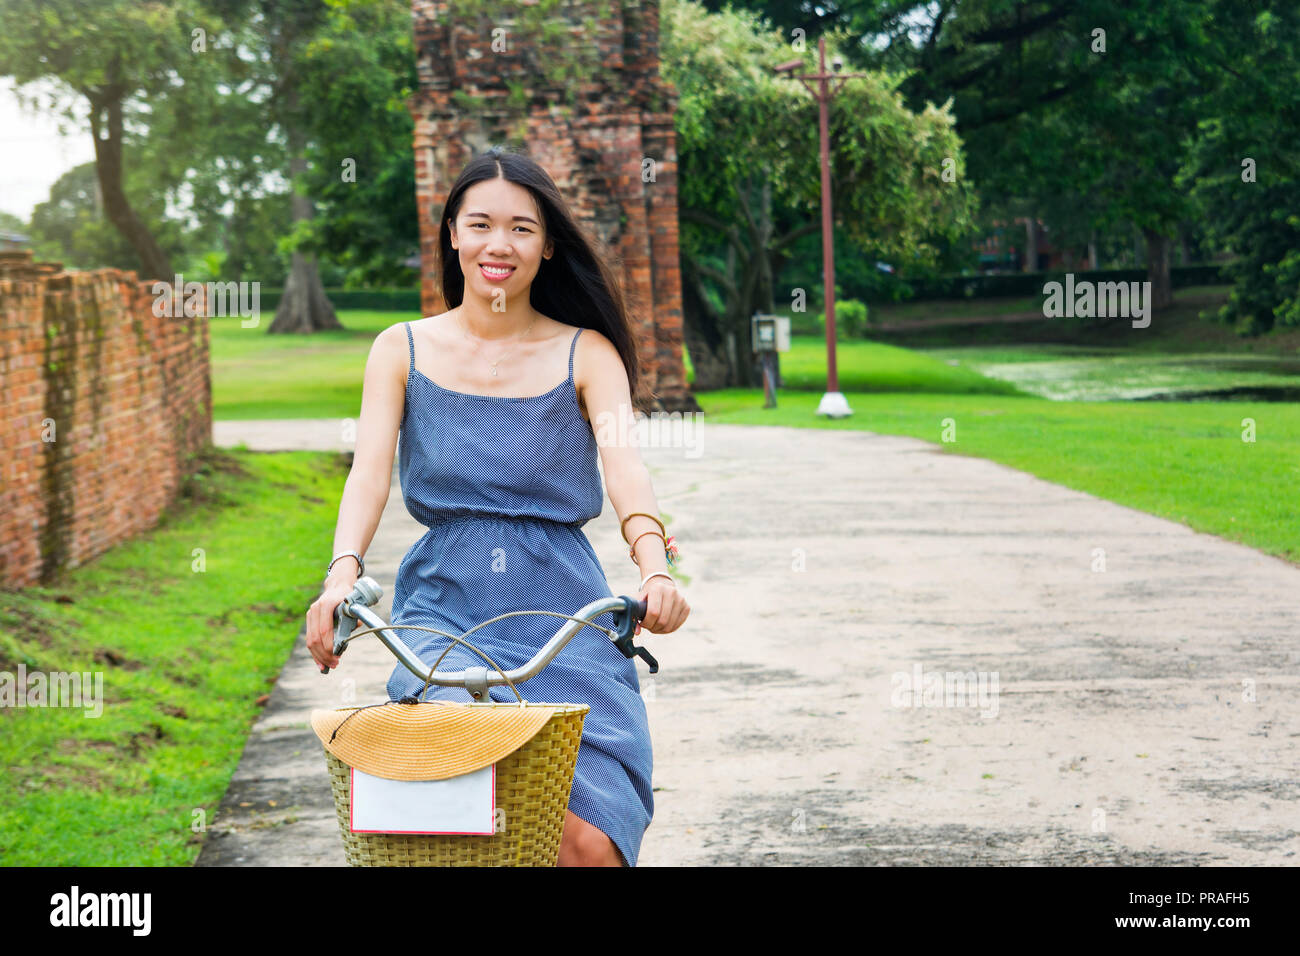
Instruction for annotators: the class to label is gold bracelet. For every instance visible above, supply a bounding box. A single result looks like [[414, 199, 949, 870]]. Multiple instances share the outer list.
[[629, 530, 666, 562], [620, 511, 666, 545]]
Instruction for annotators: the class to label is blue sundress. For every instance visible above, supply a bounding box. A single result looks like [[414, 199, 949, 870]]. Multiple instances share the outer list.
[[385, 320, 653, 866]]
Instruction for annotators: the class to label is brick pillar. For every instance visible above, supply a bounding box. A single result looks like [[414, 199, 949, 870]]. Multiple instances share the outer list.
[[408, 0, 698, 413]]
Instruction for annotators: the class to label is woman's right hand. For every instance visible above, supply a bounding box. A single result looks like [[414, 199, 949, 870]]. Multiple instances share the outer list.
[[307, 572, 357, 673]]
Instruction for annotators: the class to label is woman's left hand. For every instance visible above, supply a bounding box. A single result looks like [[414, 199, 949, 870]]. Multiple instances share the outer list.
[[635, 575, 689, 635]]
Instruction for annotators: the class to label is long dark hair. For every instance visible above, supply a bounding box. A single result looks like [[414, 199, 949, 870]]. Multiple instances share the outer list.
[[436, 145, 647, 403]]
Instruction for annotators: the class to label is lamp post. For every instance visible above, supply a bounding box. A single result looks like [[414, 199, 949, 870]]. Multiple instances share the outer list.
[[774, 36, 871, 419]]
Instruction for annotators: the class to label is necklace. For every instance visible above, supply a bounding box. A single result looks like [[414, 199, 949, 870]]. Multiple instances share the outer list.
[[457, 312, 538, 377]]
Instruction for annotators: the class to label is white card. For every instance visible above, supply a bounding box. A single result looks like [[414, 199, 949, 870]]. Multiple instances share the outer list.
[[350, 765, 496, 835]]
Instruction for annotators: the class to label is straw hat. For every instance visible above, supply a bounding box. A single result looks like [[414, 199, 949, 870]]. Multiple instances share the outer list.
[[310, 700, 561, 780]]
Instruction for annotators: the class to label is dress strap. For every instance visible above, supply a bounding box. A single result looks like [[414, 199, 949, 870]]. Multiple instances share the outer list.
[[568, 327, 582, 383], [404, 321, 416, 376]]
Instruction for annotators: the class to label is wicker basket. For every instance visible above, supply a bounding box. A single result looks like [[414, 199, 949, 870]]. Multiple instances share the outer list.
[[322, 701, 589, 866]]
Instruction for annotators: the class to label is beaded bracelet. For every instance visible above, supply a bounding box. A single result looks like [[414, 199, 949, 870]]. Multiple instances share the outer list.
[[622, 511, 680, 573], [628, 529, 680, 570]]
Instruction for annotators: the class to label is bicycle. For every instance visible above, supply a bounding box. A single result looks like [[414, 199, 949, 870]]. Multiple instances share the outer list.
[[311, 574, 656, 866]]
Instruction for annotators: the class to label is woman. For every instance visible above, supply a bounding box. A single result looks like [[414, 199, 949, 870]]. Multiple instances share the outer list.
[[305, 146, 690, 867]]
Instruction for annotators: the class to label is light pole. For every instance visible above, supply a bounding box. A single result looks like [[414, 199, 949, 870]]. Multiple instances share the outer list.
[[774, 36, 870, 419]]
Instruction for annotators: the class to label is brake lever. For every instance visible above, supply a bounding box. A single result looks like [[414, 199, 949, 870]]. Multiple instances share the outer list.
[[609, 594, 658, 674], [320, 601, 357, 674], [320, 576, 383, 675]]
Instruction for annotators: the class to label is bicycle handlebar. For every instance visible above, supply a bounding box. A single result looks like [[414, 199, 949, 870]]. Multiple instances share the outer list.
[[322, 576, 657, 696]]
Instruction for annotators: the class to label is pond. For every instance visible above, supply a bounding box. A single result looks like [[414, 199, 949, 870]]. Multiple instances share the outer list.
[[923, 346, 1300, 402]]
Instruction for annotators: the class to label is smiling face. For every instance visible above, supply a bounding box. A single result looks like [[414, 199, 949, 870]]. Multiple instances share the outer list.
[[449, 177, 553, 300]]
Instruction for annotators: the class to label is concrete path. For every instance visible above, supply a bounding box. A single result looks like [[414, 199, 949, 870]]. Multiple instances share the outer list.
[[198, 417, 1300, 866]]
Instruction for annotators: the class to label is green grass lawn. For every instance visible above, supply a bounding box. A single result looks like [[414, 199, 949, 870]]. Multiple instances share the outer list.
[[213, 310, 1027, 419], [0, 445, 349, 865], [213, 309, 420, 419], [775, 337, 1026, 396]]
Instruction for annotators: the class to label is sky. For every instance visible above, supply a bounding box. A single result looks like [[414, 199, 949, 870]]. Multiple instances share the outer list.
[[0, 78, 96, 224]]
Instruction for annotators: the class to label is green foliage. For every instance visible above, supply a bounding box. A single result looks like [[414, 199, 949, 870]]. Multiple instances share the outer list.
[[1177, 2, 1300, 334], [0, 0, 232, 273], [443, 0, 617, 100], [0, 0, 216, 92], [834, 298, 869, 338], [884, 265, 1228, 304], [0, 210, 27, 234], [292, 0, 420, 287], [179, 249, 230, 283], [753, 0, 1297, 337], [664, 0, 976, 386], [255, 288, 420, 313], [26, 162, 188, 272], [666, 0, 975, 266]]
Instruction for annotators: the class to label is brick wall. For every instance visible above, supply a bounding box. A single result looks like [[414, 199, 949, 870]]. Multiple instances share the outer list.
[[0, 251, 211, 589], [409, 0, 699, 412]]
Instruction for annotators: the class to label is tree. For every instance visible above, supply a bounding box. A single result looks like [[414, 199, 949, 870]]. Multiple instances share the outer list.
[[27, 163, 138, 269], [715, 0, 1246, 311], [193, 0, 347, 331], [290, 0, 419, 289], [0, 211, 27, 234], [662, 0, 976, 388], [1179, 1, 1300, 334], [232, 0, 345, 333], [0, 0, 225, 280], [882, 0, 1213, 307]]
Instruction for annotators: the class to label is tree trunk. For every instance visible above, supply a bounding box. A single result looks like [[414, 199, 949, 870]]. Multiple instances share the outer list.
[[679, 172, 774, 389], [680, 172, 824, 390], [87, 85, 172, 281], [272, 251, 340, 333], [739, 174, 774, 389], [680, 315, 731, 393], [268, 81, 339, 333], [1087, 233, 1098, 270], [1143, 228, 1173, 310], [678, 256, 732, 391], [1023, 217, 1037, 272]]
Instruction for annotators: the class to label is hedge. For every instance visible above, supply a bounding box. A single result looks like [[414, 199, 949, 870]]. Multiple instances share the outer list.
[[877, 264, 1228, 303], [254, 287, 423, 313]]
